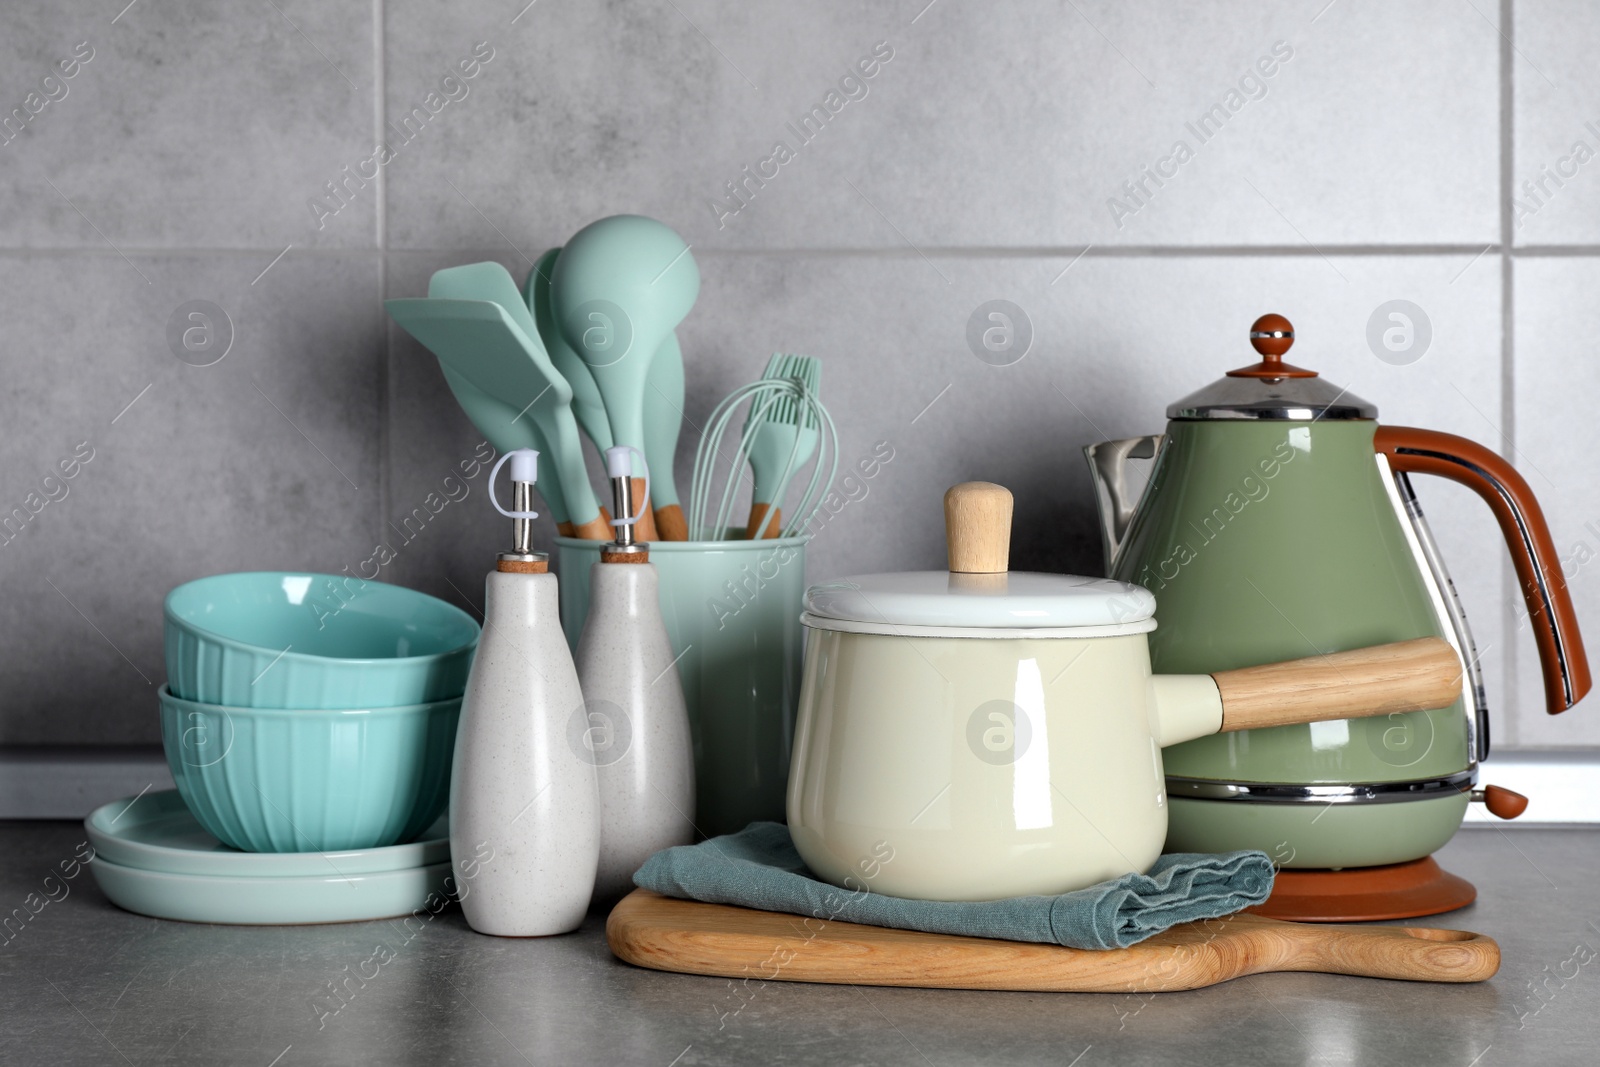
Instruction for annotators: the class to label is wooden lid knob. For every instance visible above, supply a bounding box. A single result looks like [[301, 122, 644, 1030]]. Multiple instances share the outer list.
[[1482, 784, 1528, 820], [945, 482, 1012, 574], [1227, 313, 1318, 379]]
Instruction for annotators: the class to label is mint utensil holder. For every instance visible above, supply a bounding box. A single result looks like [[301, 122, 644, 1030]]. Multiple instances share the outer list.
[[556, 534, 808, 838]]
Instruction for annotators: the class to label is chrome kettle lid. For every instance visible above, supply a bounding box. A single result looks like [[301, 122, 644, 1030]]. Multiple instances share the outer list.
[[1168, 314, 1378, 421]]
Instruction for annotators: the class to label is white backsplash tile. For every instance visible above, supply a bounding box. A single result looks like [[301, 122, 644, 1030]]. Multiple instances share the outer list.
[[1513, 0, 1600, 246]]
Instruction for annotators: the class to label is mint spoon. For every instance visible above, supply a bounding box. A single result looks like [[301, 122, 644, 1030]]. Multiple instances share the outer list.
[[525, 249, 613, 455], [551, 216, 701, 543]]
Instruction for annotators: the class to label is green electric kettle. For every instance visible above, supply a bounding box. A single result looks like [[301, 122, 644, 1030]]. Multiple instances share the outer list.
[[1085, 314, 1589, 918]]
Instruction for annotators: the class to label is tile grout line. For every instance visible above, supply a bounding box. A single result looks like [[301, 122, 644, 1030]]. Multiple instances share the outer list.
[[12, 244, 1600, 258], [374, 0, 386, 256], [1500, 0, 1519, 747], [375, 0, 391, 551]]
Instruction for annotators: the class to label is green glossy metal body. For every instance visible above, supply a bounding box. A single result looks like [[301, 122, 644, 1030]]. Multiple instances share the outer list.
[[1164, 793, 1470, 869], [1109, 420, 1469, 867]]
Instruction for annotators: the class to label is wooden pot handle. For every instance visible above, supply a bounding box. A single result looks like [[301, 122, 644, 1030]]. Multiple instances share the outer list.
[[1215, 637, 1463, 733]]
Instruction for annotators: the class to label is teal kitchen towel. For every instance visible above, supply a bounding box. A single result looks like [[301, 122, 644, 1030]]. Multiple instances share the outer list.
[[633, 822, 1274, 950]]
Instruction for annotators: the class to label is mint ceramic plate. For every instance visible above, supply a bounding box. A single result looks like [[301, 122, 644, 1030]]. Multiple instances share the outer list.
[[85, 790, 448, 878], [89, 855, 452, 925]]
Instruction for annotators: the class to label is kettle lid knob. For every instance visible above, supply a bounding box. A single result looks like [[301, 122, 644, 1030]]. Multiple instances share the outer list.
[[1249, 313, 1295, 356], [1228, 314, 1319, 379]]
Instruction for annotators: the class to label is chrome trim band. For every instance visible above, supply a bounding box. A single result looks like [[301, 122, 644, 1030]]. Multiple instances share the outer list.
[[1165, 769, 1476, 805], [1168, 405, 1379, 420]]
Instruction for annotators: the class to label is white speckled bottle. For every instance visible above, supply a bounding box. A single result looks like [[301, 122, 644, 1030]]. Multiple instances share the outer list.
[[450, 450, 599, 936], [576, 448, 696, 903]]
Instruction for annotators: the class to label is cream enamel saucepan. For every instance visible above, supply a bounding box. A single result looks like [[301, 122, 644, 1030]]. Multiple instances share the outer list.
[[787, 483, 1465, 902]]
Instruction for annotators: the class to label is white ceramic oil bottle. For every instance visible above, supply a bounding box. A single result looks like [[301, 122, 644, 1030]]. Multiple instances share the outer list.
[[576, 447, 695, 903], [450, 449, 599, 935]]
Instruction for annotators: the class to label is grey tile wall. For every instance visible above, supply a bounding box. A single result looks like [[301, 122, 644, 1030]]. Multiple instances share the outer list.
[[0, 0, 1590, 750]]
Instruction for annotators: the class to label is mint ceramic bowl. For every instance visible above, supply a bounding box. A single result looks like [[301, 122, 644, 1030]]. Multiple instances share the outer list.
[[158, 686, 460, 853], [165, 572, 479, 709]]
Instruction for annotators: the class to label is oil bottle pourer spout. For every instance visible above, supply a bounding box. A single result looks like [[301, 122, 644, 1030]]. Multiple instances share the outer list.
[[489, 448, 543, 559], [605, 446, 632, 481], [508, 449, 538, 486], [605, 445, 650, 550], [490, 448, 541, 520]]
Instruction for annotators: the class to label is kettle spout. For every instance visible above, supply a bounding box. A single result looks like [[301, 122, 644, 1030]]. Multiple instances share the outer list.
[[1083, 435, 1163, 576]]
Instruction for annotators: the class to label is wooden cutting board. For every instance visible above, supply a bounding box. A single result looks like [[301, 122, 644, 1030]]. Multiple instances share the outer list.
[[606, 890, 1499, 992]]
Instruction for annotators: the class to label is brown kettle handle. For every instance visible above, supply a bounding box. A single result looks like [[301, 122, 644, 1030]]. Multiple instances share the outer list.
[[1375, 425, 1591, 714]]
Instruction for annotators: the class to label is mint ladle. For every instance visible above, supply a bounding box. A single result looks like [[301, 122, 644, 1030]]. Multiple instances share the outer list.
[[551, 215, 701, 543]]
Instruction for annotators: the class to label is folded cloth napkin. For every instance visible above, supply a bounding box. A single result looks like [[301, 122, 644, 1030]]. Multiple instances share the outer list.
[[633, 822, 1274, 950]]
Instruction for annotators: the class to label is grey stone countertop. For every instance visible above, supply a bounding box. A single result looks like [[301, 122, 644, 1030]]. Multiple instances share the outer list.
[[2, 821, 1597, 1066]]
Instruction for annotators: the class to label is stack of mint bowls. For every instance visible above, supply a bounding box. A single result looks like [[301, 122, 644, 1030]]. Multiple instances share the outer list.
[[158, 572, 479, 854]]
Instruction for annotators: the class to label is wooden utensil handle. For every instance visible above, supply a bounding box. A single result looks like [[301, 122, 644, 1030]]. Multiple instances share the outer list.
[[654, 503, 689, 542], [1261, 916, 1500, 983], [1215, 637, 1462, 732], [745, 501, 782, 539], [571, 507, 614, 541], [632, 481, 660, 542]]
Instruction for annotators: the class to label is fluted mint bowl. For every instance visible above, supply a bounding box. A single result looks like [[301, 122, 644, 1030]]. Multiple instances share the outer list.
[[159, 686, 460, 853], [165, 572, 478, 709]]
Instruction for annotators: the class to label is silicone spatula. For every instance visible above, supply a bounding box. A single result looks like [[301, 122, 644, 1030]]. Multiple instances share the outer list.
[[427, 263, 611, 540], [387, 299, 574, 528], [387, 295, 610, 540], [742, 353, 821, 539]]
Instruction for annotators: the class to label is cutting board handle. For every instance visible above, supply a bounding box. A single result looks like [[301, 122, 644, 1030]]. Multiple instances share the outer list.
[[1252, 915, 1501, 983]]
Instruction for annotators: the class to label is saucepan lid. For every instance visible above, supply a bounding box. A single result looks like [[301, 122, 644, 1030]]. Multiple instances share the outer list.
[[800, 483, 1156, 638]]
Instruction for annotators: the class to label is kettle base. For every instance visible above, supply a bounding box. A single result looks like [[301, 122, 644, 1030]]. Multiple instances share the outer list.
[[1246, 856, 1475, 923]]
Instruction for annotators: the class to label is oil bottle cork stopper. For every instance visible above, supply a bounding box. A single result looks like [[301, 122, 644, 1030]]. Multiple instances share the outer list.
[[945, 482, 1012, 574]]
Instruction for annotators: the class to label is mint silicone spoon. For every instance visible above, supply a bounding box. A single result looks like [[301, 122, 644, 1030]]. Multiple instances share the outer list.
[[387, 298, 576, 530], [551, 216, 701, 543], [532, 246, 688, 540], [428, 263, 611, 540], [742, 354, 821, 539], [525, 249, 614, 455], [643, 332, 688, 541], [533, 248, 690, 541]]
